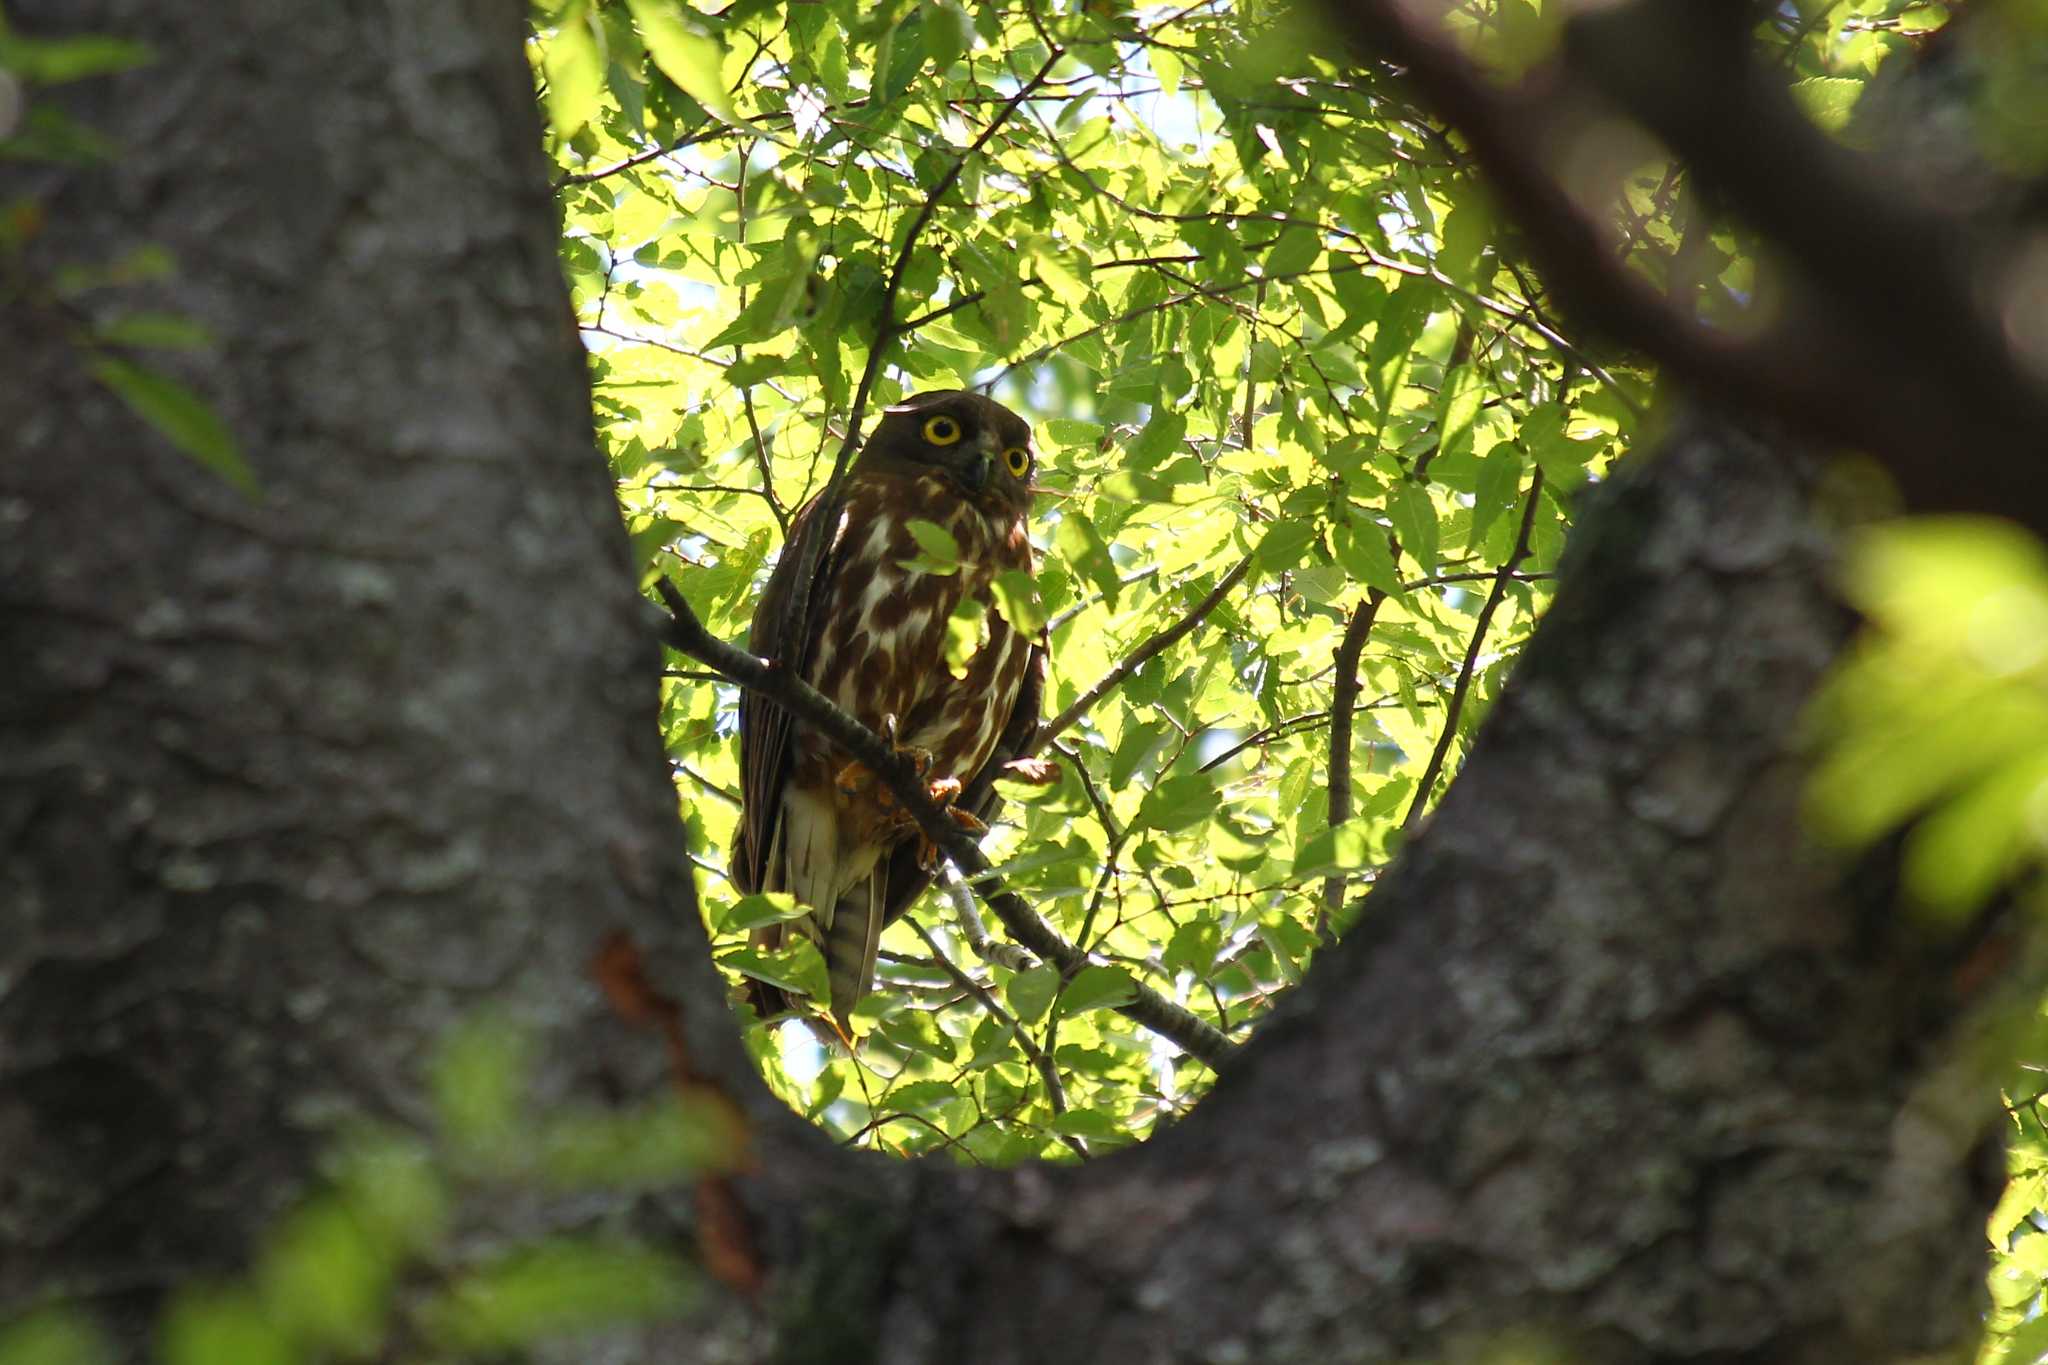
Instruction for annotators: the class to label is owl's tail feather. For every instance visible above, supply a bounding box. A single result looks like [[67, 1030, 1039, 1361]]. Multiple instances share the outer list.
[[824, 871, 885, 1032]]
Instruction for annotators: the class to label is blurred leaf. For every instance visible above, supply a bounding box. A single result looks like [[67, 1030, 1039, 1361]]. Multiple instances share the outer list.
[[88, 355, 255, 494], [626, 0, 738, 123], [419, 1241, 695, 1352]]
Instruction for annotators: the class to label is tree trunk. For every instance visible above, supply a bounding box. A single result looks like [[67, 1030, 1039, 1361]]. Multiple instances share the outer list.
[[0, 4, 2003, 1362]]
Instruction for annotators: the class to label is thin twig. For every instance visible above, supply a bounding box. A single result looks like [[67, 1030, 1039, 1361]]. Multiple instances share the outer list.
[[1032, 553, 1255, 751], [940, 864, 1034, 971], [1402, 469, 1546, 830], [1321, 589, 1386, 929], [904, 920, 1084, 1157]]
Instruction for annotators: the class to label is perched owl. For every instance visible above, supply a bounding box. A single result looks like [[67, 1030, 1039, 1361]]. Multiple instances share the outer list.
[[731, 390, 1046, 1032]]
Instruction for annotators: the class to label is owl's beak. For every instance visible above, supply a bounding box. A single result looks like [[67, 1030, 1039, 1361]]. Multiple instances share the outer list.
[[957, 438, 993, 492]]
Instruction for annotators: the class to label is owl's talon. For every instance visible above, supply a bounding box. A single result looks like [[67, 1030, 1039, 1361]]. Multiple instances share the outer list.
[[946, 807, 988, 835], [835, 761, 874, 796], [927, 776, 962, 807]]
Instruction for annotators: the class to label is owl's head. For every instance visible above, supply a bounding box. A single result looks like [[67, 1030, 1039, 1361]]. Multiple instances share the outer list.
[[861, 390, 1036, 516]]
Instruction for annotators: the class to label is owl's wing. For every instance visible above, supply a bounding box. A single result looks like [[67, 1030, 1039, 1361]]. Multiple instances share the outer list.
[[874, 636, 1048, 927], [733, 492, 841, 897]]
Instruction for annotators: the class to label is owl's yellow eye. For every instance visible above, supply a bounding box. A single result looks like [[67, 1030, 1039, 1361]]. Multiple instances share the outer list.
[[1003, 447, 1031, 477], [922, 415, 962, 445]]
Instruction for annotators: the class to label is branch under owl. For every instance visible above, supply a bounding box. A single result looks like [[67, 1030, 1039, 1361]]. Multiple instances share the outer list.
[[655, 577, 1239, 1071]]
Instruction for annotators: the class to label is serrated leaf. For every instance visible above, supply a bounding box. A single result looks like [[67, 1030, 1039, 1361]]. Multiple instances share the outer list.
[[1332, 520, 1402, 596], [1468, 443, 1524, 552], [1264, 224, 1322, 278], [1386, 480, 1437, 577], [1049, 1107, 1124, 1139], [1292, 819, 1371, 880], [1162, 920, 1222, 978], [1135, 771, 1220, 833], [922, 2, 973, 73], [1791, 76, 1863, 133], [1254, 517, 1317, 573], [1435, 363, 1484, 463]]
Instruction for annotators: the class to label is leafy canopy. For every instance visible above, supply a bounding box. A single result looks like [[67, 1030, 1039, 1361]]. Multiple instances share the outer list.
[[527, 0, 1960, 1167]]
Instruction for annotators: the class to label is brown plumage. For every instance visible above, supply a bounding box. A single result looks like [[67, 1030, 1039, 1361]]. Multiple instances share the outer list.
[[731, 391, 1046, 1032]]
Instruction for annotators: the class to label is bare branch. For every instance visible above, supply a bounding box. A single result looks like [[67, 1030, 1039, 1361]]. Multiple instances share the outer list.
[[1321, 589, 1386, 928], [1403, 469, 1546, 830]]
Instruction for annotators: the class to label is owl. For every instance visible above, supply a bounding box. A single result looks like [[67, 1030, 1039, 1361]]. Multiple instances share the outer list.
[[731, 390, 1046, 1032]]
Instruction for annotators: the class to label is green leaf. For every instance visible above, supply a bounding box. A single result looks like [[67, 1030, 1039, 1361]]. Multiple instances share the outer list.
[[92, 311, 212, 350], [89, 356, 255, 495], [1162, 919, 1222, 978], [721, 941, 827, 1003], [1055, 512, 1121, 607], [1264, 224, 1322, 279], [626, 0, 738, 123], [432, 1016, 530, 1158], [1058, 965, 1136, 1014], [990, 569, 1047, 633], [1385, 481, 1438, 577], [0, 33, 153, 84], [1468, 443, 1523, 552], [419, 1242, 694, 1352], [0, 1310, 111, 1365], [902, 517, 962, 574], [160, 1289, 293, 1365], [889, 1079, 963, 1112], [1135, 771, 1220, 833], [943, 597, 986, 677], [1049, 1107, 1125, 1139], [1254, 517, 1318, 573], [1292, 819, 1372, 880], [1435, 362, 1484, 463], [718, 892, 806, 931], [543, 2, 605, 139], [1332, 520, 1402, 596], [922, 2, 974, 73], [1006, 963, 1060, 1022], [1791, 76, 1863, 133]]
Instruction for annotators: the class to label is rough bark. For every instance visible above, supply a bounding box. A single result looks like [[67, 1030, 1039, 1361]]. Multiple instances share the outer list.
[[0, 1, 807, 1350], [0, 4, 2009, 1363]]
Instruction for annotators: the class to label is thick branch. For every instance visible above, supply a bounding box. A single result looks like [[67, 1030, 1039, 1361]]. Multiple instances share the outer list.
[[1318, 0, 2048, 541], [656, 579, 1237, 1069]]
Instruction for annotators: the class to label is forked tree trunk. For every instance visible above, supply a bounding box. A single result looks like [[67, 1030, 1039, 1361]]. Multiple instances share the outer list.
[[0, 4, 2002, 1362]]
